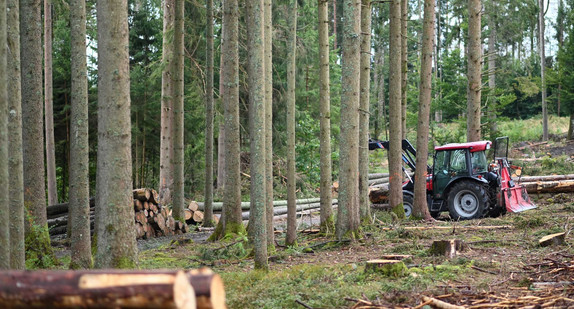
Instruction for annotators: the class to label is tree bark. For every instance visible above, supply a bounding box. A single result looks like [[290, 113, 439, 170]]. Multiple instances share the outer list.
[[538, 0, 548, 141], [413, 0, 434, 221], [336, 0, 361, 239], [159, 0, 175, 205], [286, 0, 298, 246], [487, 0, 497, 138], [318, 0, 334, 234], [358, 0, 371, 221], [44, 0, 58, 206], [264, 0, 274, 250], [171, 0, 185, 222], [69, 0, 92, 269], [388, 0, 405, 218], [467, 0, 482, 142], [95, 0, 137, 268], [212, 0, 245, 239], [21, 0, 49, 233], [246, 0, 268, 270], [204, 0, 215, 227], [400, 0, 408, 139], [7, 0, 25, 269], [0, 0, 9, 269]]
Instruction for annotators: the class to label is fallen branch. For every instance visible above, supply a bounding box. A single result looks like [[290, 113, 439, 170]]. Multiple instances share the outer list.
[[422, 296, 465, 309]]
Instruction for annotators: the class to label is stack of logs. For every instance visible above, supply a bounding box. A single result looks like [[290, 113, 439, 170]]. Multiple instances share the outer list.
[[48, 188, 188, 240], [368, 173, 574, 204], [184, 201, 215, 225], [134, 188, 189, 239]]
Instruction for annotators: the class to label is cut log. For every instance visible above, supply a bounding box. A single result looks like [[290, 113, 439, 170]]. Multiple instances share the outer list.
[[135, 211, 147, 225], [188, 201, 199, 212], [196, 197, 324, 211], [369, 184, 389, 203], [184, 209, 193, 221], [520, 180, 574, 194], [364, 260, 407, 277], [135, 222, 146, 239], [514, 174, 574, 182], [47, 197, 95, 218], [149, 189, 160, 205], [144, 201, 150, 210], [430, 240, 465, 259], [134, 188, 152, 202], [134, 199, 143, 211], [188, 268, 226, 309], [0, 269, 228, 309], [381, 225, 512, 231], [193, 211, 204, 223], [539, 232, 566, 247], [421, 296, 465, 309], [154, 213, 167, 236]]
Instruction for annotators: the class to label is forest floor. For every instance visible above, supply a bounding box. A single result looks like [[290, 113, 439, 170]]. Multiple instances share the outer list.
[[51, 140, 574, 308]]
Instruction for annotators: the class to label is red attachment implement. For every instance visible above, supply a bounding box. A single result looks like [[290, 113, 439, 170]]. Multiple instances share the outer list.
[[498, 158, 537, 213]]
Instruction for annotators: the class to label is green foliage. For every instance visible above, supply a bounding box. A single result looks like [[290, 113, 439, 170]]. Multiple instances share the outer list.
[[25, 213, 57, 269]]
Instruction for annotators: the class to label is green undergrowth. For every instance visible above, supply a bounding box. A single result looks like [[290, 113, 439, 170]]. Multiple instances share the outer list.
[[222, 261, 469, 309]]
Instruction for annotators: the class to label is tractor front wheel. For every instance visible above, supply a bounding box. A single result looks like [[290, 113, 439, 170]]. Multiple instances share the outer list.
[[403, 194, 413, 218], [447, 181, 489, 220]]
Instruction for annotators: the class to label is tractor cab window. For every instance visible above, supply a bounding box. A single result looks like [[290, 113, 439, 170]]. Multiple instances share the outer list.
[[449, 150, 467, 174], [471, 151, 488, 174]]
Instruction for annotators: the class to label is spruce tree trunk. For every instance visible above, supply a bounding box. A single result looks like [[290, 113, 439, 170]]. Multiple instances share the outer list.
[[568, 113, 574, 140], [336, 0, 361, 240], [376, 50, 387, 140], [171, 0, 185, 222], [487, 0, 497, 138], [246, 0, 268, 270], [44, 0, 58, 206], [212, 0, 244, 239], [0, 0, 9, 269], [204, 0, 215, 227], [538, 0, 548, 141], [318, 0, 334, 234], [388, 0, 405, 218], [413, 0, 434, 221], [285, 0, 298, 246], [358, 0, 371, 221], [159, 0, 175, 205], [7, 0, 25, 269], [69, 0, 92, 269], [21, 0, 47, 228], [467, 0, 482, 142], [264, 0, 274, 249], [400, 0, 408, 139], [95, 0, 137, 268]]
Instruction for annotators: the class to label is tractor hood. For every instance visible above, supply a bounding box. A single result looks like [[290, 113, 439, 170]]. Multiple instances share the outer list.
[[435, 141, 492, 153]]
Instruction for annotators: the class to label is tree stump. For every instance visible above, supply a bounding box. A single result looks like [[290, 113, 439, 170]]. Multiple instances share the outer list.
[[365, 260, 407, 277], [539, 232, 566, 247], [430, 240, 465, 259]]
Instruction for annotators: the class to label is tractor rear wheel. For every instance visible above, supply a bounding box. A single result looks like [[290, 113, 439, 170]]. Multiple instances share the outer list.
[[447, 181, 489, 220], [403, 194, 413, 218]]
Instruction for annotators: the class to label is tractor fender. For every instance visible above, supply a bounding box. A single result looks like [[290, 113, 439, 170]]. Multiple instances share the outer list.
[[443, 176, 488, 198]]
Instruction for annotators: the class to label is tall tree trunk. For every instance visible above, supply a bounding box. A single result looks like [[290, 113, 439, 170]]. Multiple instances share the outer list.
[[95, 0, 137, 268], [413, 0, 434, 221], [216, 122, 225, 189], [332, 0, 337, 50], [69, 0, 92, 269], [568, 113, 573, 140], [159, 0, 175, 205], [336, 0, 361, 239], [264, 0, 274, 250], [21, 0, 53, 259], [210, 0, 244, 239], [388, 0, 405, 218], [286, 0, 298, 246], [467, 0, 482, 142], [376, 49, 387, 140], [400, 0, 408, 139], [7, 0, 25, 269], [358, 0, 371, 221], [246, 0, 268, 270], [487, 0, 497, 138], [171, 0, 185, 222], [318, 0, 334, 234], [204, 0, 215, 227], [0, 0, 9, 269], [557, 0, 564, 117], [538, 0, 548, 141], [44, 0, 58, 206]]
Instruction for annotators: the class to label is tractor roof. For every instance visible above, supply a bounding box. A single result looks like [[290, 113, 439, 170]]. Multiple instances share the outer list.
[[435, 141, 492, 153]]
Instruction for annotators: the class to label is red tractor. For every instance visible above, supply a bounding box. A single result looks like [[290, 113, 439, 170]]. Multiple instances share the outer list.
[[369, 137, 536, 219]]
